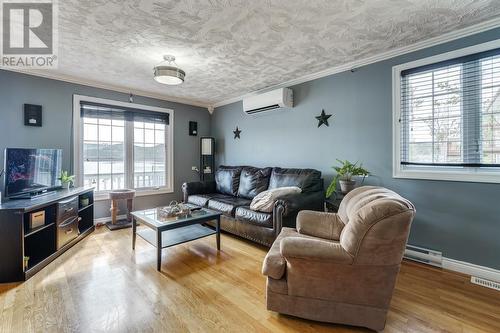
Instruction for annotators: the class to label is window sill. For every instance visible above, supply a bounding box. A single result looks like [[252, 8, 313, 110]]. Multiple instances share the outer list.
[[93, 188, 174, 202], [393, 168, 500, 184]]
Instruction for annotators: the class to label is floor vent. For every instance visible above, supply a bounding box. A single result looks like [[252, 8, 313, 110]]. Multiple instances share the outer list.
[[404, 245, 442, 268], [471, 276, 500, 291]]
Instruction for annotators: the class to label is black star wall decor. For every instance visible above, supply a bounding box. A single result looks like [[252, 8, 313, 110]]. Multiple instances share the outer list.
[[315, 109, 332, 127], [233, 126, 242, 139]]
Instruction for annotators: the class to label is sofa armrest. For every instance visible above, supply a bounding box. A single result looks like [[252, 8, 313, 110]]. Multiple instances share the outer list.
[[296, 210, 345, 241], [275, 191, 325, 218], [262, 228, 294, 280], [273, 191, 324, 231], [280, 237, 353, 264], [276, 191, 325, 217], [182, 181, 216, 202]]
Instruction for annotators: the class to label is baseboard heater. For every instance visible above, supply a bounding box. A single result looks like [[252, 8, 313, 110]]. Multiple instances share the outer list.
[[404, 244, 443, 268]]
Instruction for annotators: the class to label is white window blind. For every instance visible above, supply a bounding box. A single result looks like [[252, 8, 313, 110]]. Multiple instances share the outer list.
[[400, 48, 500, 168], [80, 101, 169, 192]]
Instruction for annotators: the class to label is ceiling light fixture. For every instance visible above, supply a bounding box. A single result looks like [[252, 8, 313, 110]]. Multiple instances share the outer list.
[[153, 55, 185, 85]]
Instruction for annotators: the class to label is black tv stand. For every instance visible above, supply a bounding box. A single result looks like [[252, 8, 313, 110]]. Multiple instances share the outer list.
[[8, 187, 60, 200], [0, 186, 95, 283]]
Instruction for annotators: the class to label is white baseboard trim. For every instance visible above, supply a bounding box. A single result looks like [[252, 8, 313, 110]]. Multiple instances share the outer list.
[[94, 214, 127, 225], [442, 257, 500, 283], [404, 244, 500, 283]]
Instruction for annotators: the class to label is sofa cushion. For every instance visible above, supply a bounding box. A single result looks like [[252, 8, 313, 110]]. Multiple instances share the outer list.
[[187, 193, 220, 207], [215, 166, 242, 196], [237, 167, 272, 199], [268, 167, 322, 192], [235, 206, 273, 228], [208, 196, 252, 216]]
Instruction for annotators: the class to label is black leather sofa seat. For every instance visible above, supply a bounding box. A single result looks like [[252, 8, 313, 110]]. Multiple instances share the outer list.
[[187, 193, 219, 207], [182, 165, 324, 247], [207, 196, 252, 216], [235, 206, 273, 228]]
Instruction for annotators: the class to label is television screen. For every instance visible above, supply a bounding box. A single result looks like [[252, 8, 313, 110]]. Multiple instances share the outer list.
[[4, 148, 62, 198]]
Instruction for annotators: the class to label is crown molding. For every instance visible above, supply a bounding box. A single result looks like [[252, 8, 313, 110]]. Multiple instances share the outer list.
[[0, 67, 211, 109], [213, 17, 500, 109], [2, 16, 499, 111]]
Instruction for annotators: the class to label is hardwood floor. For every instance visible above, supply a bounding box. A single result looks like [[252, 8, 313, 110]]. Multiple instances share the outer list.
[[1, 226, 499, 333]]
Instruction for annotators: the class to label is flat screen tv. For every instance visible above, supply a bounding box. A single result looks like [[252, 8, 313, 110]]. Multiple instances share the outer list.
[[4, 148, 63, 198]]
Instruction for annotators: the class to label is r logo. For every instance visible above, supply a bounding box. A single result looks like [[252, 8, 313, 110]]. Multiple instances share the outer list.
[[2, 2, 53, 54]]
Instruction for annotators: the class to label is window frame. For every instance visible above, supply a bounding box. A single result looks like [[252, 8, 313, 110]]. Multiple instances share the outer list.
[[73, 95, 174, 200], [393, 39, 500, 184]]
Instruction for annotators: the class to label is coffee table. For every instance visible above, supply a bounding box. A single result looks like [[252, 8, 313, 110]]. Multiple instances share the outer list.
[[131, 207, 222, 271]]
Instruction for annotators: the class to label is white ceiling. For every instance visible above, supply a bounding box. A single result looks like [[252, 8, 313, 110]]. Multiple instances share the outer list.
[[19, 0, 500, 107]]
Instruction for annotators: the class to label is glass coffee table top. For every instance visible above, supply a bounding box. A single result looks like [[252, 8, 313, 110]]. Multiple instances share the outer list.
[[131, 207, 221, 229]]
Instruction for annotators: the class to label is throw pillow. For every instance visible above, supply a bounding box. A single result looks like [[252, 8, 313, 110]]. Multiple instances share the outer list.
[[250, 186, 302, 212]]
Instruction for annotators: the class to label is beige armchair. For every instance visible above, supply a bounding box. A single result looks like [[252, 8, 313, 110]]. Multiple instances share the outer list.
[[262, 186, 415, 331]]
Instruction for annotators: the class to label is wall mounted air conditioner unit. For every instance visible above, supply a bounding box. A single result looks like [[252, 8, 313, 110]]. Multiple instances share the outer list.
[[243, 88, 293, 115]]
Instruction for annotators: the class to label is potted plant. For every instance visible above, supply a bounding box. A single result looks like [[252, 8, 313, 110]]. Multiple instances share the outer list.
[[58, 170, 75, 189], [326, 159, 369, 197]]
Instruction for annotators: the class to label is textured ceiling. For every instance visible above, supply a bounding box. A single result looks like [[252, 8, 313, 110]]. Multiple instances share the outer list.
[[24, 1, 500, 106]]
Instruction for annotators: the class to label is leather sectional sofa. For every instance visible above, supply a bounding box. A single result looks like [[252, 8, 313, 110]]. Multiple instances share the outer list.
[[182, 166, 324, 247]]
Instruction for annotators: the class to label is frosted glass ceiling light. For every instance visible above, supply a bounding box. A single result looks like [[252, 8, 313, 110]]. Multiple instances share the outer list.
[[153, 55, 185, 85]]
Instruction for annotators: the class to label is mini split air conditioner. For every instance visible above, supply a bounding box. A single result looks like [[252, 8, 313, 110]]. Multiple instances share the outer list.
[[242, 88, 293, 115]]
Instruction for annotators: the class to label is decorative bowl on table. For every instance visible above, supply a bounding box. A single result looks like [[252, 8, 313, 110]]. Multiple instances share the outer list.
[[157, 201, 191, 219]]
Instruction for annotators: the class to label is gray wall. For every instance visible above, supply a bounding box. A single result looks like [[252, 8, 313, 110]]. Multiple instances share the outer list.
[[0, 70, 210, 218], [212, 27, 500, 269]]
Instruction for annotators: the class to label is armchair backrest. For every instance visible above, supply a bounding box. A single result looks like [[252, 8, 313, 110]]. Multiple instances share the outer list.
[[338, 186, 415, 266]]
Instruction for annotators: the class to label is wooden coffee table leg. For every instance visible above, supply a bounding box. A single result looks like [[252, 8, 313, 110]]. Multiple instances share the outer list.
[[126, 198, 133, 223], [216, 216, 221, 251], [157, 230, 162, 271]]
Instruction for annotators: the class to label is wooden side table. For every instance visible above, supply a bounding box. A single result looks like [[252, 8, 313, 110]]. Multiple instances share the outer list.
[[325, 192, 345, 213], [106, 189, 136, 230]]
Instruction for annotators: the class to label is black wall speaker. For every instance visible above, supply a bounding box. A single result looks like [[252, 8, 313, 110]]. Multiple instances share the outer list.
[[189, 121, 198, 136], [24, 104, 42, 127]]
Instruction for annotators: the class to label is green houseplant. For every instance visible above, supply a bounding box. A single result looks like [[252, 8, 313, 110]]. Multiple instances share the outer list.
[[326, 159, 369, 197], [58, 170, 75, 189]]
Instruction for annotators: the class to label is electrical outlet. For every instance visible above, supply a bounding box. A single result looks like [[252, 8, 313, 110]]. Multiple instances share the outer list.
[[192, 166, 199, 172]]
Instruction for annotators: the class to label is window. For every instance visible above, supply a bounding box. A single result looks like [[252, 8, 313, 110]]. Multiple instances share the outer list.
[[133, 120, 166, 189], [393, 40, 500, 183], [82, 111, 125, 191], [73, 96, 173, 197]]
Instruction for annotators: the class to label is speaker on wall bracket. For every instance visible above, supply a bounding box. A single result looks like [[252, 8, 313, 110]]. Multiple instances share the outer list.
[[189, 121, 198, 136], [24, 104, 42, 127]]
